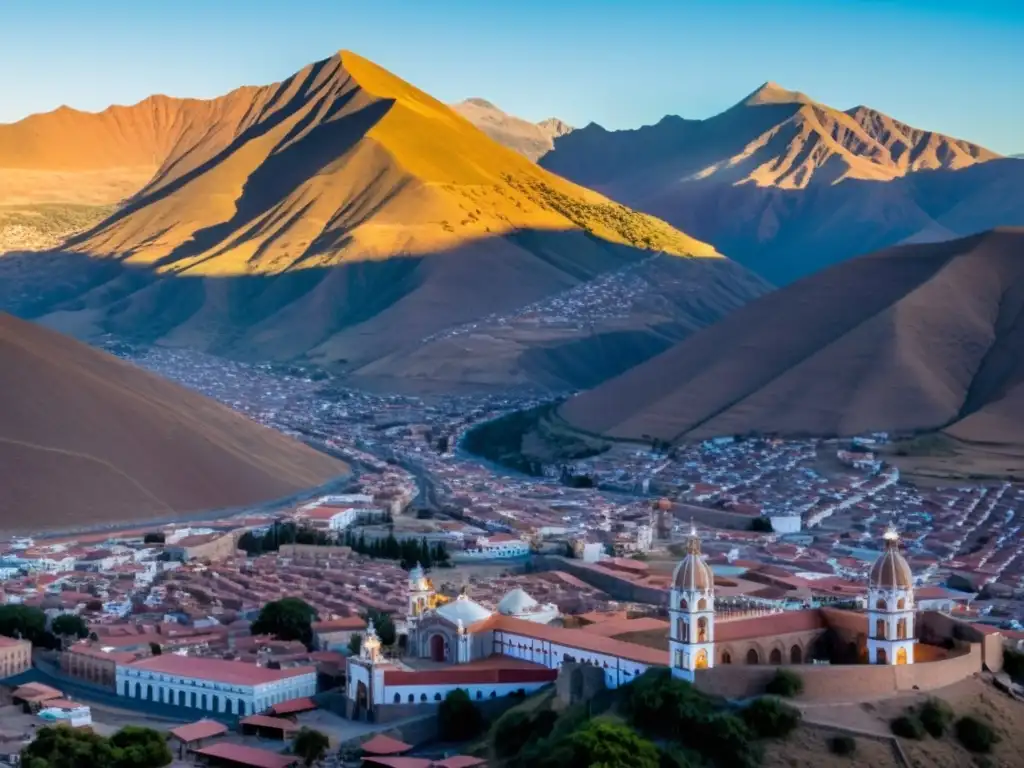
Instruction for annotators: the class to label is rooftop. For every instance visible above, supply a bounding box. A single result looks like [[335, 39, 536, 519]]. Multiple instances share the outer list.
[[127, 655, 315, 686]]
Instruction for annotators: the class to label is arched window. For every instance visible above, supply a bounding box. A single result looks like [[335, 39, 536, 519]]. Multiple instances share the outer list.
[[876, 598, 887, 611], [897, 598, 906, 610], [679, 598, 688, 611], [146, 684, 153, 701], [434, 693, 442, 702], [394, 693, 401, 703], [875, 618, 887, 639], [678, 619, 688, 643], [490, 691, 497, 698], [721, 651, 732, 664], [876, 647, 888, 665], [790, 645, 802, 664], [408, 694, 414, 703], [697, 598, 707, 611], [769, 648, 782, 665], [476, 690, 482, 700], [897, 618, 907, 640], [697, 617, 708, 643], [420, 694, 427, 702], [746, 649, 759, 665]]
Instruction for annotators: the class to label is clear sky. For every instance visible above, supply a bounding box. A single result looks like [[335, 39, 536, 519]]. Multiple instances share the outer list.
[[2, 0, 1022, 154]]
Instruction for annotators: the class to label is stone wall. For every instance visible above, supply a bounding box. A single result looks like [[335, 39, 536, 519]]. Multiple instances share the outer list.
[[694, 643, 983, 701], [917, 611, 1004, 673], [534, 556, 667, 605]]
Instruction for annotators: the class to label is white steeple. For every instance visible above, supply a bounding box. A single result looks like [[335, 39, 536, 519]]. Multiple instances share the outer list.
[[867, 525, 916, 665], [670, 522, 715, 681]]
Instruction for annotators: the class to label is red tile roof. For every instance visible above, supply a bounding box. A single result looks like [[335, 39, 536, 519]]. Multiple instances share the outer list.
[[360, 734, 412, 755], [240, 715, 299, 732], [169, 719, 228, 743], [489, 614, 667, 666], [191, 743, 298, 768], [268, 697, 317, 716], [128, 655, 314, 686], [362, 759, 431, 768]]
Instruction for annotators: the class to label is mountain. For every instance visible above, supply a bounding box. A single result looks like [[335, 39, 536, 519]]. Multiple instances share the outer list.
[[0, 312, 343, 532], [452, 98, 572, 161], [0, 52, 766, 392], [540, 83, 1024, 284], [557, 229, 1024, 475]]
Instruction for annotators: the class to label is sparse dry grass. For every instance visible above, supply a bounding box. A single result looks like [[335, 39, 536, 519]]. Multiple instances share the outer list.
[[0, 203, 115, 253]]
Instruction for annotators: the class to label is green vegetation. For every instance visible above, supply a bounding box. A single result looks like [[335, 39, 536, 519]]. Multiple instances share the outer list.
[[542, 718, 660, 768], [439, 689, 486, 741], [347, 634, 362, 655], [463, 404, 551, 475], [362, 608, 396, 647], [828, 734, 857, 756], [890, 714, 926, 740], [954, 715, 1001, 753], [741, 696, 802, 738], [918, 697, 954, 738], [342, 530, 450, 569], [292, 727, 330, 767], [765, 668, 804, 697], [0, 604, 57, 648], [22, 724, 171, 768], [238, 521, 333, 555], [502, 174, 707, 256], [492, 707, 558, 759], [50, 614, 89, 645], [251, 598, 319, 649], [749, 517, 773, 533]]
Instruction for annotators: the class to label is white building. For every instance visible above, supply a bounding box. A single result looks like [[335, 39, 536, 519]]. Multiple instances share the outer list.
[[115, 655, 316, 716], [496, 588, 559, 625], [866, 528, 917, 666], [769, 515, 802, 534], [453, 534, 530, 561]]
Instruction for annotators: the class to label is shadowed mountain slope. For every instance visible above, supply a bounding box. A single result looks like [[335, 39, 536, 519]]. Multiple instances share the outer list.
[[541, 83, 1023, 284], [558, 229, 1024, 448], [0, 52, 765, 391], [0, 313, 344, 532]]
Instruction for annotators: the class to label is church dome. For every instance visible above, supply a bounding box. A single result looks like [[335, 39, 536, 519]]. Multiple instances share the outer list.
[[869, 528, 913, 589], [672, 528, 714, 592], [498, 588, 538, 615], [436, 593, 493, 626]]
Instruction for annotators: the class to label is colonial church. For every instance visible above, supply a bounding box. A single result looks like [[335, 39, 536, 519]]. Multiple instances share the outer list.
[[345, 526, 998, 722]]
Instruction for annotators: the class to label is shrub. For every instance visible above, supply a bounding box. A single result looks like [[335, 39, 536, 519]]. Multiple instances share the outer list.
[[955, 715, 1001, 753], [765, 668, 804, 697], [890, 714, 926, 740], [918, 698, 954, 738], [438, 688, 485, 742], [492, 710, 533, 759], [828, 734, 856, 755], [741, 696, 802, 739]]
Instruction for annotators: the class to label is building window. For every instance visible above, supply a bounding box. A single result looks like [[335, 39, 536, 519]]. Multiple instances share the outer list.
[[394, 693, 401, 703], [790, 645, 802, 664], [420, 694, 427, 702], [697, 598, 707, 611], [875, 618, 887, 640], [476, 690, 482, 700], [434, 693, 442, 702], [876, 598, 887, 611], [408, 694, 414, 703], [746, 649, 759, 665], [769, 648, 782, 665]]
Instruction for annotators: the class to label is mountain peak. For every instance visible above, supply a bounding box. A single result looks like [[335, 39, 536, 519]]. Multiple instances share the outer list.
[[461, 97, 499, 110], [742, 81, 814, 107]]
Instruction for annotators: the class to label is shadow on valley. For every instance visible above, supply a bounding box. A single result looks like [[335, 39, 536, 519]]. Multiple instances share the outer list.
[[0, 227, 765, 391]]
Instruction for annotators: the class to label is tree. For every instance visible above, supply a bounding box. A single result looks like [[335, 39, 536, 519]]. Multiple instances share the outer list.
[[362, 609, 396, 647], [749, 517, 773, 532], [890, 715, 925, 740], [918, 698, 953, 738], [51, 614, 89, 646], [542, 718, 659, 768], [251, 598, 319, 649], [347, 634, 362, 656], [142, 532, 165, 544], [0, 604, 48, 645], [22, 724, 171, 768], [438, 688, 485, 741], [293, 727, 330, 767]]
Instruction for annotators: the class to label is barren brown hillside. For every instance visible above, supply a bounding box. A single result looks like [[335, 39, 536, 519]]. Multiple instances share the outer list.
[[540, 83, 1023, 284], [452, 98, 571, 161], [0, 51, 766, 391], [0, 313, 344, 532], [558, 229, 1024, 457]]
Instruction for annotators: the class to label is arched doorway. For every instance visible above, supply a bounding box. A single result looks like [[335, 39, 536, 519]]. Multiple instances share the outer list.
[[769, 648, 782, 665], [695, 649, 708, 669], [721, 651, 732, 664], [790, 645, 802, 664], [896, 647, 908, 665], [746, 649, 759, 665], [876, 647, 888, 665], [429, 634, 446, 662], [355, 682, 369, 720]]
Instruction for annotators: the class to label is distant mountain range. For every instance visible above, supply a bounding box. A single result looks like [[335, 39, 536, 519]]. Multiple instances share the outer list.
[[0, 52, 766, 392], [0, 312, 343, 531], [450, 98, 571, 162], [557, 228, 1024, 477], [461, 83, 1023, 285]]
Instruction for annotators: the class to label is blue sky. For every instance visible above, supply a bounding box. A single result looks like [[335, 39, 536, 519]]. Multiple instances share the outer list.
[[2, 0, 1022, 153]]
